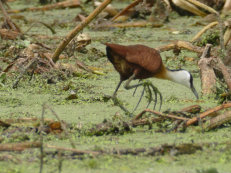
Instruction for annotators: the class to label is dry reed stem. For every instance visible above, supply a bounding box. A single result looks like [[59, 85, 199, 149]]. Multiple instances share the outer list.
[[191, 21, 218, 42], [186, 0, 219, 15], [52, 0, 112, 63], [111, 0, 142, 22]]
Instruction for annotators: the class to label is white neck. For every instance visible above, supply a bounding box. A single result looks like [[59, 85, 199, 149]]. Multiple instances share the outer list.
[[165, 69, 191, 88]]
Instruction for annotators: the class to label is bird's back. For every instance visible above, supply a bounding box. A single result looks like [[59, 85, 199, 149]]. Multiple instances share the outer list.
[[105, 43, 163, 74]]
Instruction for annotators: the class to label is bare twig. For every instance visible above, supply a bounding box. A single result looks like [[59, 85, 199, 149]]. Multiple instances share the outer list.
[[0, 142, 41, 151], [95, 21, 163, 29], [52, 0, 112, 63], [198, 44, 216, 95]]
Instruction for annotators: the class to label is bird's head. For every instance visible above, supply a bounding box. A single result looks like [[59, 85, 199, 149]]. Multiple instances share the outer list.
[[166, 69, 199, 99]]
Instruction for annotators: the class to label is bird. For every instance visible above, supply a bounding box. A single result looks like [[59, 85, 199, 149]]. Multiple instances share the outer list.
[[105, 43, 199, 113]]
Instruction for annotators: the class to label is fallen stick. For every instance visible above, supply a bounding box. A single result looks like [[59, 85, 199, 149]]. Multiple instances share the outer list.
[[156, 40, 203, 54], [0, 142, 41, 151], [186, 103, 231, 126], [0, 28, 19, 40], [205, 110, 231, 130], [133, 109, 189, 121], [52, 0, 112, 63], [7, 0, 80, 13], [111, 0, 143, 22], [96, 21, 163, 29]]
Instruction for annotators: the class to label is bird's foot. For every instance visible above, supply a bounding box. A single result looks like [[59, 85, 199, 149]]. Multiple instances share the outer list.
[[111, 96, 133, 117], [132, 80, 162, 112], [143, 80, 162, 111]]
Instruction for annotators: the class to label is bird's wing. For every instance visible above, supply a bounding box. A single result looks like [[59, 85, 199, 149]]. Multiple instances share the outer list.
[[125, 45, 162, 73]]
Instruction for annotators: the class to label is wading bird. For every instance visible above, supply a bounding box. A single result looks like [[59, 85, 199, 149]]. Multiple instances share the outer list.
[[105, 43, 198, 112]]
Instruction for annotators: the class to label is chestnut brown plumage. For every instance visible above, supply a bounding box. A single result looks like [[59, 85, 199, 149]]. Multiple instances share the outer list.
[[105, 43, 199, 112]]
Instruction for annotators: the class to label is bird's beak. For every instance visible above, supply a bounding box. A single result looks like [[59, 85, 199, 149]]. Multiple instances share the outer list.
[[191, 85, 199, 100]]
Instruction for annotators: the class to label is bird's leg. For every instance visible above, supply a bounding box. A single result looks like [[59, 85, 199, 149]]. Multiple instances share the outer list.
[[111, 79, 132, 116], [132, 79, 141, 96], [124, 74, 143, 89], [112, 79, 123, 97]]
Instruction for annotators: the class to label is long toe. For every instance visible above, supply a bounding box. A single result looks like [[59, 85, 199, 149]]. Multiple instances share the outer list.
[[133, 87, 145, 112], [146, 85, 153, 108]]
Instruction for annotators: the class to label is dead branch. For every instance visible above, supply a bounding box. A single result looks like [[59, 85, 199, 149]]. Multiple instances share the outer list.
[[205, 110, 231, 130], [186, 0, 219, 15], [111, 0, 143, 22], [0, 0, 18, 31], [198, 44, 231, 93], [95, 21, 163, 29], [156, 40, 203, 54], [0, 28, 19, 40], [211, 56, 231, 92], [52, 0, 112, 63], [198, 44, 216, 95], [7, 0, 81, 13], [131, 117, 163, 127], [136, 109, 190, 121], [0, 142, 41, 151], [180, 105, 201, 114], [186, 103, 231, 126]]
